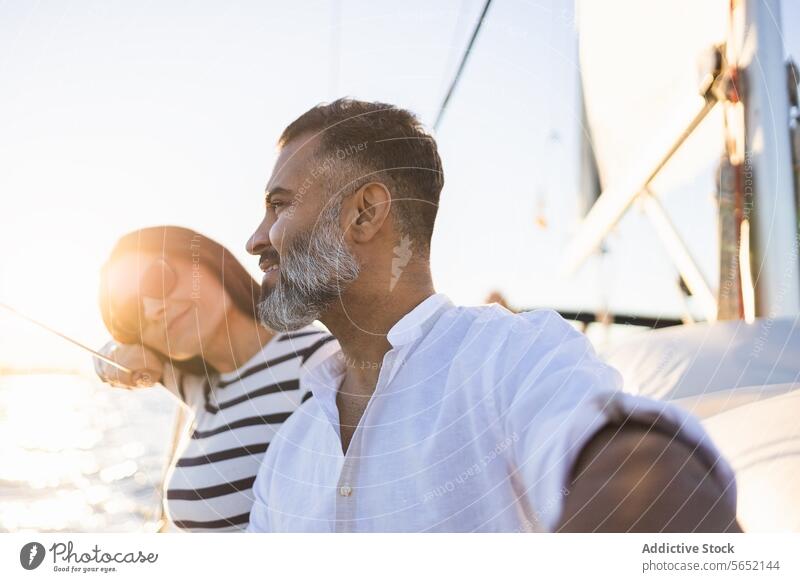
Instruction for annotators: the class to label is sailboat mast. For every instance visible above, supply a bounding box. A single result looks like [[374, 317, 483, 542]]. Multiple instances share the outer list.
[[739, 0, 800, 317]]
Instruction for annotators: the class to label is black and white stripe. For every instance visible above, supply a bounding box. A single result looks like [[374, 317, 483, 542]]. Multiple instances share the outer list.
[[162, 325, 337, 532]]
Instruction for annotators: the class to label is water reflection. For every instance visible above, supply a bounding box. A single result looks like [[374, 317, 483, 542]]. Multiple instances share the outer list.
[[0, 373, 178, 532]]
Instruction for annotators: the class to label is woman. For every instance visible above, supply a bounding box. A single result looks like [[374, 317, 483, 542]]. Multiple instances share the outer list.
[[93, 225, 337, 532]]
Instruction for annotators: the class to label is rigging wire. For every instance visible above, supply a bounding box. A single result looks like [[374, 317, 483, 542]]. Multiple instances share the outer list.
[[0, 302, 133, 373], [433, 0, 493, 132]]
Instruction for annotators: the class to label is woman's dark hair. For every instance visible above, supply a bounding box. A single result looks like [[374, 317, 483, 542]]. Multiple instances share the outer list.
[[98, 225, 261, 376]]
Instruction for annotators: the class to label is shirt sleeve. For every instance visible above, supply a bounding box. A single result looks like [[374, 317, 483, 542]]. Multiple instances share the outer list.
[[246, 441, 276, 532], [500, 310, 738, 532]]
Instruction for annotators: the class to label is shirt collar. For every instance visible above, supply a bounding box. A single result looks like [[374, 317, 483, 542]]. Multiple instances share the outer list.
[[386, 292, 453, 348], [305, 292, 454, 382], [300, 292, 454, 431]]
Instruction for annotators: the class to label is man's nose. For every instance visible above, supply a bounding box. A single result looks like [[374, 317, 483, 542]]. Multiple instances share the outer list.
[[247, 220, 270, 255]]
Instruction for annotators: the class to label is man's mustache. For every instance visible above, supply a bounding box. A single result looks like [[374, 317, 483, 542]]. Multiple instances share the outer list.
[[259, 249, 280, 267]]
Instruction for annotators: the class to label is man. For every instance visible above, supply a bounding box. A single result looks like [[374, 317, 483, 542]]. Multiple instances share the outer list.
[[245, 98, 741, 532]]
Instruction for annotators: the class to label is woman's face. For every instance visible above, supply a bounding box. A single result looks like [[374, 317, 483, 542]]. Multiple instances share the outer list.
[[104, 251, 231, 359]]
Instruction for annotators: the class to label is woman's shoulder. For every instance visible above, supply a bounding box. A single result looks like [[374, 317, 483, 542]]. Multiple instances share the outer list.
[[271, 324, 334, 347], [208, 324, 338, 392], [159, 361, 214, 412], [269, 324, 339, 365]]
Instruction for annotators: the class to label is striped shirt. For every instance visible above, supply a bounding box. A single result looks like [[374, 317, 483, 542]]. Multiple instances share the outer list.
[[159, 324, 338, 532]]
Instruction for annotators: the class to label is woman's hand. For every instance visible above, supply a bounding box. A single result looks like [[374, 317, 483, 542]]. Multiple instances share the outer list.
[[93, 341, 164, 389]]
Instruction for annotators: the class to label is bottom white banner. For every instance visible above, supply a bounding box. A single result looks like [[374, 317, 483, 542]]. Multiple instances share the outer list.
[[1, 533, 797, 581]]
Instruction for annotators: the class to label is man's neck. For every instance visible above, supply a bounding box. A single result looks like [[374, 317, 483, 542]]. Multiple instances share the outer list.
[[321, 275, 435, 391], [324, 273, 435, 455]]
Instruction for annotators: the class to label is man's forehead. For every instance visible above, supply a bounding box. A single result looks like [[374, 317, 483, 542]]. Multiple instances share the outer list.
[[267, 133, 322, 189]]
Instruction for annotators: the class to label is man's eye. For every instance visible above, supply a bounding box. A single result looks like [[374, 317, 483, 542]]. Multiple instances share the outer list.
[[267, 200, 285, 211]]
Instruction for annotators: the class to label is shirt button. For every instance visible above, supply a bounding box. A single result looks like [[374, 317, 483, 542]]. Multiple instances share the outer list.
[[339, 485, 353, 497]]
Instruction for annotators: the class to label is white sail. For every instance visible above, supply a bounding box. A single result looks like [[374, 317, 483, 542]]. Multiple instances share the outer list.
[[577, 0, 728, 193], [578, 0, 800, 532]]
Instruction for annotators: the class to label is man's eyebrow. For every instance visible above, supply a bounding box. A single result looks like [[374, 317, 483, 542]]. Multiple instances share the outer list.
[[264, 186, 295, 202]]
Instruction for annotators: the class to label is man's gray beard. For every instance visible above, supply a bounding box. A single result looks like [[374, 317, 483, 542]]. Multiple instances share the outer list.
[[257, 204, 361, 332]]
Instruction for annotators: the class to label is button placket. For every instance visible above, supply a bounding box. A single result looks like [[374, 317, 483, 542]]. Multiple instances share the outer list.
[[335, 455, 357, 532], [333, 348, 402, 532]]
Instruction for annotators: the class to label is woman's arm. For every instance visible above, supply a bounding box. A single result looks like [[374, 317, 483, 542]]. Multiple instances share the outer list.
[[94, 340, 164, 389], [94, 340, 209, 411]]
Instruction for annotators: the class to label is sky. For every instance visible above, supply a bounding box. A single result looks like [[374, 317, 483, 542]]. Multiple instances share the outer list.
[[1, 0, 799, 371]]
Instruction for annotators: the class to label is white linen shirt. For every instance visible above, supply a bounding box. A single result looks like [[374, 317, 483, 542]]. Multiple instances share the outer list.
[[247, 293, 737, 532]]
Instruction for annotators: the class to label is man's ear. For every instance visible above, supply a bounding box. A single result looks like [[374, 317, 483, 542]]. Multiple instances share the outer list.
[[346, 182, 392, 243]]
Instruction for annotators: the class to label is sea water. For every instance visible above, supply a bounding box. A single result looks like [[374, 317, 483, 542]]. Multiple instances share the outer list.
[[0, 373, 179, 532]]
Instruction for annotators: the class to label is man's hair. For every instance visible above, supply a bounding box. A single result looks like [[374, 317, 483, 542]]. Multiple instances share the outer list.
[[278, 98, 444, 249]]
